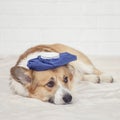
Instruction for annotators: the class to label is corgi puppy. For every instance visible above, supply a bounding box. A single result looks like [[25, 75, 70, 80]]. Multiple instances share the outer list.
[[10, 43, 113, 105]]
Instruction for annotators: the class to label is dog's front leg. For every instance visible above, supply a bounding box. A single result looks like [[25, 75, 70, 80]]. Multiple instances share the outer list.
[[82, 74, 113, 83], [71, 60, 114, 83]]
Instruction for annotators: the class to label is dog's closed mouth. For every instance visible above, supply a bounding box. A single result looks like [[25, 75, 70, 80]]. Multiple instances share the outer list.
[[48, 98, 54, 104]]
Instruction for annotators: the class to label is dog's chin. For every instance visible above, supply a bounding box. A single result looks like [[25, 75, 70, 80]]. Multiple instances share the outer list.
[[48, 98, 65, 105], [48, 99, 72, 105]]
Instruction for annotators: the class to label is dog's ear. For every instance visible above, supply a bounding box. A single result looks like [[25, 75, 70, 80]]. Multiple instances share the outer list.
[[10, 66, 32, 86], [67, 64, 75, 75]]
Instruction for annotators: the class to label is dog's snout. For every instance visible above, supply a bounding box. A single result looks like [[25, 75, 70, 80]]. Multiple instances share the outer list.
[[63, 94, 72, 103]]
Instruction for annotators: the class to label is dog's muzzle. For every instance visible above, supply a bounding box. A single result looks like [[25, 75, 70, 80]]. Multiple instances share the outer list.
[[49, 93, 72, 104]]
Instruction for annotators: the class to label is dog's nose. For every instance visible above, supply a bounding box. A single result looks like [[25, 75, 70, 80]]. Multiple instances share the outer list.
[[63, 94, 72, 103]]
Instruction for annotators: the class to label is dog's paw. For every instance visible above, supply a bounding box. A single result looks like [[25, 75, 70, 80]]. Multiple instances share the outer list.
[[83, 74, 100, 83], [99, 74, 114, 83]]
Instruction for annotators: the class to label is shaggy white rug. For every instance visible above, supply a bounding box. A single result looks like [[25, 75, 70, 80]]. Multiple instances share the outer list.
[[0, 55, 120, 120]]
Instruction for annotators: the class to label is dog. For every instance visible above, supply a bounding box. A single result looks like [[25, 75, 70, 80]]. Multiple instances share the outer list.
[[10, 43, 113, 105]]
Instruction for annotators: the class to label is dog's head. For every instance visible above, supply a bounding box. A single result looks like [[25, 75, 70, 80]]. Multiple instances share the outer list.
[[11, 65, 74, 105]]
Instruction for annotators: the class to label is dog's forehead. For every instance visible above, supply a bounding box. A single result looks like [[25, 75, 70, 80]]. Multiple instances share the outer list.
[[54, 66, 70, 75], [33, 70, 54, 80], [32, 66, 69, 84], [33, 66, 68, 76]]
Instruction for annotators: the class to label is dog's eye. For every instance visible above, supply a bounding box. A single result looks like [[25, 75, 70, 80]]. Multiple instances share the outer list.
[[46, 81, 55, 88], [64, 76, 68, 83]]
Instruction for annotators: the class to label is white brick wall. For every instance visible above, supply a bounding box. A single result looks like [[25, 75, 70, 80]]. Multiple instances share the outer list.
[[0, 0, 120, 56]]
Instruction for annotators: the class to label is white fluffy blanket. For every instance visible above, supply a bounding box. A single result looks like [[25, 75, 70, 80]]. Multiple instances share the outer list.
[[0, 56, 120, 120]]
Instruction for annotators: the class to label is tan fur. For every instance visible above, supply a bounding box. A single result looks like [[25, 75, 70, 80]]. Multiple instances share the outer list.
[[16, 43, 94, 65], [15, 43, 101, 74]]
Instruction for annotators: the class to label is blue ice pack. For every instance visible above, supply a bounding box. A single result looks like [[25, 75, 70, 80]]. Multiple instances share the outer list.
[[27, 52, 77, 71]]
